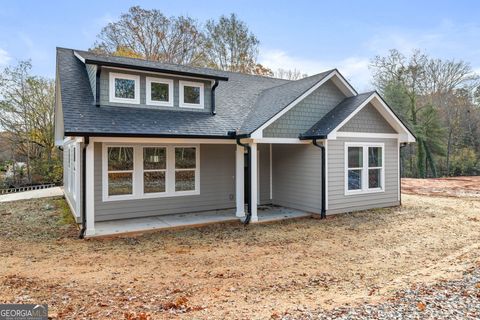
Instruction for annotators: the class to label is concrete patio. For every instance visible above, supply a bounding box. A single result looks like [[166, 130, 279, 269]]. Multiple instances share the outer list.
[[91, 206, 313, 237]]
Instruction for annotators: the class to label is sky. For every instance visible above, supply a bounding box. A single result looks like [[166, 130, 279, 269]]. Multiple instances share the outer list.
[[0, 0, 479, 91]]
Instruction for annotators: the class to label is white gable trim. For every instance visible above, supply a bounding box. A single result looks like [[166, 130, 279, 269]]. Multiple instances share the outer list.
[[250, 70, 357, 139], [327, 93, 416, 143]]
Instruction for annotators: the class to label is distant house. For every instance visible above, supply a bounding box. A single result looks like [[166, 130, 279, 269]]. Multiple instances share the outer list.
[[55, 48, 415, 238]]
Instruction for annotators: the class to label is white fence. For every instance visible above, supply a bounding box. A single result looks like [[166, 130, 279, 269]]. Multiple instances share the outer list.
[[0, 183, 56, 195]]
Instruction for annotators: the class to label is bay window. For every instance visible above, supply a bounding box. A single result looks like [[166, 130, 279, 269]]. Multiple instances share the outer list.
[[345, 143, 384, 194], [103, 144, 199, 201]]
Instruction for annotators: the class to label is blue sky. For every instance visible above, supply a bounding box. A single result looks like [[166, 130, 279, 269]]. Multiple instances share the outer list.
[[0, 0, 479, 90]]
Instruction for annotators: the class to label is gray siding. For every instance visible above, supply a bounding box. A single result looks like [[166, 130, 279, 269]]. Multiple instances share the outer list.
[[271, 144, 322, 213], [94, 143, 236, 221], [258, 144, 271, 205], [86, 64, 97, 99], [99, 68, 211, 112], [339, 103, 397, 133], [327, 137, 399, 214], [264, 80, 346, 138]]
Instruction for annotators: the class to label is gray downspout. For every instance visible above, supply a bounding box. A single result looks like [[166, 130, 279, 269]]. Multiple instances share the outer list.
[[78, 136, 89, 239], [312, 139, 326, 219], [236, 137, 252, 225], [95, 67, 101, 107], [211, 80, 219, 115]]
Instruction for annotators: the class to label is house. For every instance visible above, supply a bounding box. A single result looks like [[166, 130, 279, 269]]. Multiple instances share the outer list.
[[54, 47, 415, 238]]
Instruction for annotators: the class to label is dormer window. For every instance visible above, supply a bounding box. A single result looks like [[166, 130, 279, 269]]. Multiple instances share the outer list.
[[179, 80, 204, 109], [146, 77, 173, 106], [109, 73, 140, 104]]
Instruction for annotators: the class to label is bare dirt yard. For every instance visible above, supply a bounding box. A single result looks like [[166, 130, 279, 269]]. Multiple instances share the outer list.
[[402, 176, 480, 198], [0, 189, 479, 319]]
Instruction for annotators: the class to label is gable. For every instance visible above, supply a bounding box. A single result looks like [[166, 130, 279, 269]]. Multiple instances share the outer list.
[[339, 102, 397, 133], [263, 79, 346, 138]]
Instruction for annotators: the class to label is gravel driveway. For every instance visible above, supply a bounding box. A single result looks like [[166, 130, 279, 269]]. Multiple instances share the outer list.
[[285, 266, 480, 319]]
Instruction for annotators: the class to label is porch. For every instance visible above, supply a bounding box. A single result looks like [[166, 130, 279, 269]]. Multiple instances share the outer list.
[[91, 205, 312, 238]]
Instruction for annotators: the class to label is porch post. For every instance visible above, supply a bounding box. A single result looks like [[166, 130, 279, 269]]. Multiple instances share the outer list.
[[235, 144, 245, 217], [85, 141, 95, 236], [250, 143, 258, 222]]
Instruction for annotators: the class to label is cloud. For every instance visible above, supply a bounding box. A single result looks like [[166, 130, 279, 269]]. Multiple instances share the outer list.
[[259, 48, 373, 91], [0, 48, 11, 66]]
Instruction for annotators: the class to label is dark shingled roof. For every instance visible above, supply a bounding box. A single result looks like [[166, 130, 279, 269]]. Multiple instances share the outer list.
[[57, 48, 374, 139], [74, 49, 230, 81], [301, 92, 375, 139]]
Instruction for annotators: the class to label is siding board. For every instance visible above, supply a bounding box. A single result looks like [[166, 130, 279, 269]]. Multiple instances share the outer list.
[[327, 137, 399, 214], [94, 143, 236, 221], [271, 144, 322, 213]]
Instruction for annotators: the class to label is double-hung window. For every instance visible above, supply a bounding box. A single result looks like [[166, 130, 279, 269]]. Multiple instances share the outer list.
[[179, 80, 204, 108], [345, 143, 384, 194], [175, 147, 197, 192], [146, 77, 173, 106], [103, 145, 199, 201], [143, 147, 167, 194], [109, 73, 140, 104], [107, 147, 134, 197]]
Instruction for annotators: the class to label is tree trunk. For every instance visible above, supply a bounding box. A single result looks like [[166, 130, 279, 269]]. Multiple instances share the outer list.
[[417, 138, 426, 178], [446, 128, 453, 176]]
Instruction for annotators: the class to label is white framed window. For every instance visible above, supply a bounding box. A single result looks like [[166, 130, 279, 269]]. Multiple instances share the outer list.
[[106, 146, 135, 199], [146, 77, 173, 106], [179, 80, 204, 108], [109, 72, 140, 104], [344, 142, 384, 195], [143, 147, 167, 194], [102, 144, 200, 202]]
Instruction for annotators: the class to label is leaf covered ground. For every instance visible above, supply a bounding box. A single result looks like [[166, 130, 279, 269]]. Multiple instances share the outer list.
[[0, 193, 479, 319]]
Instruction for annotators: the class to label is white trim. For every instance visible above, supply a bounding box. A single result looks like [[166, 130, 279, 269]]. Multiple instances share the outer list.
[[250, 143, 258, 222], [73, 51, 86, 63], [251, 70, 357, 138], [91, 137, 235, 144], [102, 144, 200, 202], [328, 93, 415, 143], [397, 139, 401, 201], [336, 132, 399, 139], [179, 80, 204, 109], [102, 65, 214, 82], [146, 77, 174, 107], [235, 144, 245, 217], [269, 144, 272, 200], [257, 149, 260, 201], [109, 72, 140, 104], [325, 140, 329, 210], [344, 142, 385, 196], [74, 143, 81, 215], [85, 142, 95, 236], [250, 138, 310, 144]]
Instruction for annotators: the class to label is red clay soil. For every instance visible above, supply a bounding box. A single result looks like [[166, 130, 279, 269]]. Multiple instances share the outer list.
[[402, 176, 480, 198]]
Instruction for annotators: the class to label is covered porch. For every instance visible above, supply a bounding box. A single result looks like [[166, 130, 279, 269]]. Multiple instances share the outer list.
[[83, 137, 323, 237], [92, 205, 311, 237]]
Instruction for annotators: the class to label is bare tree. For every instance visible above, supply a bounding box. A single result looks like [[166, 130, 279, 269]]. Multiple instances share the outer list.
[[274, 68, 308, 80], [92, 6, 207, 66], [0, 61, 58, 185], [205, 13, 272, 75]]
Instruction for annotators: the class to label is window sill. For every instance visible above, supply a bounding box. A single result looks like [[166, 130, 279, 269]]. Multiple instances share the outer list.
[[103, 189, 200, 202], [109, 97, 140, 104], [344, 188, 384, 196], [179, 103, 204, 109]]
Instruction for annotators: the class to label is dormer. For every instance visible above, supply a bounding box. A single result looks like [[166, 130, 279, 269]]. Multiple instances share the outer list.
[[73, 50, 228, 114]]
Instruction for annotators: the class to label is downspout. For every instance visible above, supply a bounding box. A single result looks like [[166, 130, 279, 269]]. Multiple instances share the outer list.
[[312, 139, 326, 219], [95, 67, 101, 107], [235, 137, 252, 225], [78, 136, 89, 239], [211, 80, 219, 115]]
